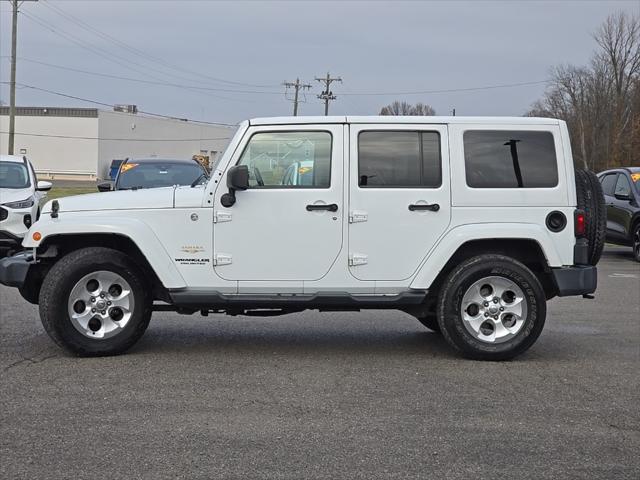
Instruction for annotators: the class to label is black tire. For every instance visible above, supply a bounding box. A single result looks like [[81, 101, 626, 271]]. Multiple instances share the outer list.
[[19, 283, 40, 305], [416, 315, 441, 333], [633, 222, 640, 263], [39, 247, 152, 356], [575, 169, 606, 265], [437, 254, 546, 361]]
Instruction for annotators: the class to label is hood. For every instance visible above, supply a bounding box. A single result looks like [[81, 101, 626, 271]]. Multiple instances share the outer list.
[[41, 186, 176, 214], [0, 187, 34, 205]]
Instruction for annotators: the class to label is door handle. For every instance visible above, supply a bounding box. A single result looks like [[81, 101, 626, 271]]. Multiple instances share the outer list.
[[408, 203, 440, 212], [306, 203, 338, 212]]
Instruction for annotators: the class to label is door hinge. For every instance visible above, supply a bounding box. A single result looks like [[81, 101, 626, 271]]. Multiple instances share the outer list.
[[214, 211, 233, 223], [349, 253, 368, 266], [213, 253, 233, 266], [349, 211, 368, 223]]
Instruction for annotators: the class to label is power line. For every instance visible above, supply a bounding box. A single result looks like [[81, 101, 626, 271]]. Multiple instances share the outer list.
[[39, 0, 279, 89], [0, 131, 231, 142], [0, 81, 236, 126], [0, 56, 285, 96], [17, 10, 255, 104], [283, 78, 312, 116], [315, 72, 342, 115], [339, 80, 550, 96]]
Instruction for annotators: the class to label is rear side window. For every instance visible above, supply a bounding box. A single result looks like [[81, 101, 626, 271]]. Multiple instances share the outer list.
[[600, 174, 618, 196], [358, 131, 441, 188], [463, 130, 558, 188]]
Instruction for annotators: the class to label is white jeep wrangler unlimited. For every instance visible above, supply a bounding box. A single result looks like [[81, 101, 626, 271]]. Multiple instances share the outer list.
[[0, 116, 605, 360]]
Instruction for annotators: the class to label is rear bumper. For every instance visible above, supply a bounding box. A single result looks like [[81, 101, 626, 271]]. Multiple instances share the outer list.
[[0, 251, 34, 288], [551, 265, 597, 297]]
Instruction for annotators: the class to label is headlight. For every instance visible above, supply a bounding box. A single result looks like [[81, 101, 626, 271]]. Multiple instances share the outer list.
[[2, 196, 35, 209]]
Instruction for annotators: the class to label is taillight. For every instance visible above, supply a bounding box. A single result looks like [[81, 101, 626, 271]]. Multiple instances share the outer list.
[[575, 209, 586, 237]]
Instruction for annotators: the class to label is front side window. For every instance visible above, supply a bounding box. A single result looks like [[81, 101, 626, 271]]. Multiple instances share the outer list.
[[358, 131, 441, 187], [0, 161, 30, 189], [464, 130, 558, 188], [614, 174, 631, 197], [237, 131, 332, 188]]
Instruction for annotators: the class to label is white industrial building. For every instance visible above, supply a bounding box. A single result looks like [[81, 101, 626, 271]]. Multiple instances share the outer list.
[[0, 106, 234, 180]]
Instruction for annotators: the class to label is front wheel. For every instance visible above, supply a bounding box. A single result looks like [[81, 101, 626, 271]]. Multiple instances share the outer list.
[[633, 223, 640, 263], [437, 255, 546, 361], [416, 314, 441, 333], [39, 247, 152, 356]]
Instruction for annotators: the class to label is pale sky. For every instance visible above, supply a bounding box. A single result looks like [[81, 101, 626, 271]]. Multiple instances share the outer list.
[[1, 0, 639, 125]]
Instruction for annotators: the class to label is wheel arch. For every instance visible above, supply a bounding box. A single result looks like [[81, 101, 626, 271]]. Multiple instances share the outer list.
[[411, 228, 559, 299], [23, 230, 184, 304], [24, 216, 185, 290]]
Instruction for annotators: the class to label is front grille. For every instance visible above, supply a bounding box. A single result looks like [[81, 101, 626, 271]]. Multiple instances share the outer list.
[[0, 207, 7, 222]]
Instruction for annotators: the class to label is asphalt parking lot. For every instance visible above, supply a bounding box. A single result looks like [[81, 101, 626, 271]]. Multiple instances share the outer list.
[[1, 247, 638, 479]]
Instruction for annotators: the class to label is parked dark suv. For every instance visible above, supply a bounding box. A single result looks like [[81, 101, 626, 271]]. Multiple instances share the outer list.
[[598, 167, 640, 262]]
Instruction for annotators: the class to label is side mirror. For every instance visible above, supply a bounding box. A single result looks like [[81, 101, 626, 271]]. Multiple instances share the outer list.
[[36, 180, 52, 192], [97, 181, 113, 192], [227, 165, 249, 191], [221, 165, 249, 208], [614, 192, 631, 201]]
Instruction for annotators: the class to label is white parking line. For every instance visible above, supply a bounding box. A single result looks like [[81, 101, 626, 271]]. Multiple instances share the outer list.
[[608, 273, 639, 278]]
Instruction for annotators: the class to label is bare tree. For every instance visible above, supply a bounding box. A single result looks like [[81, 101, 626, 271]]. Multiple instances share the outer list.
[[380, 101, 436, 116], [528, 11, 639, 171], [412, 102, 436, 116], [593, 12, 640, 164]]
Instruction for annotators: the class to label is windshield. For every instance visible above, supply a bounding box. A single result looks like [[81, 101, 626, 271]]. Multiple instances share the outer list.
[[0, 161, 31, 189], [116, 162, 206, 190]]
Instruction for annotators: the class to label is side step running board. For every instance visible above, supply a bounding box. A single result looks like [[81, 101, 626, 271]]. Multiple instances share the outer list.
[[167, 289, 428, 311]]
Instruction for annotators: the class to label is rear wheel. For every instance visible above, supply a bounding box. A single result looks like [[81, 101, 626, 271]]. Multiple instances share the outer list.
[[437, 254, 546, 361], [39, 247, 152, 356]]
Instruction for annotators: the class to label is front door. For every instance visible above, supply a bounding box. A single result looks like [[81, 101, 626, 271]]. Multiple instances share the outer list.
[[348, 124, 451, 281], [213, 125, 344, 283]]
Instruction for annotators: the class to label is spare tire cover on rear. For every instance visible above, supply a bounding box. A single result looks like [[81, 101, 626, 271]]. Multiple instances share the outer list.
[[574, 169, 606, 265]]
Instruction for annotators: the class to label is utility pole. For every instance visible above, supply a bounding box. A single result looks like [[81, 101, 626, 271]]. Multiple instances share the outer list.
[[7, 0, 38, 155], [283, 78, 311, 116], [315, 72, 342, 116]]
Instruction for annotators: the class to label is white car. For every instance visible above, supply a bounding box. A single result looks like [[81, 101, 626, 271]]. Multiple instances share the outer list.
[[0, 116, 605, 360], [0, 155, 52, 256]]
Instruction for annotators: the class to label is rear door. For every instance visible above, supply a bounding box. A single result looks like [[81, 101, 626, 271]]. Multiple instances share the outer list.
[[348, 124, 451, 281], [600, 173, 621, 238], [610, 173, 635, 239]]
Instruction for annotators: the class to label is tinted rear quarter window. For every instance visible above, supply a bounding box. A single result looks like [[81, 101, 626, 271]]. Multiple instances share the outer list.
[[464, 130, 558, 188]]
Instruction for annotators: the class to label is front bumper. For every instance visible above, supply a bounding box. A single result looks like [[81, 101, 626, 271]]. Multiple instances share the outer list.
[[551, 265, 597, 297], [0, 251, 34, 288], [0, 206, 33, 239]]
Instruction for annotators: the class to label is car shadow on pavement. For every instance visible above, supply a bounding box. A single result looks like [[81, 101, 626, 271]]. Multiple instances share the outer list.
[[130, 319, 459, 360]]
